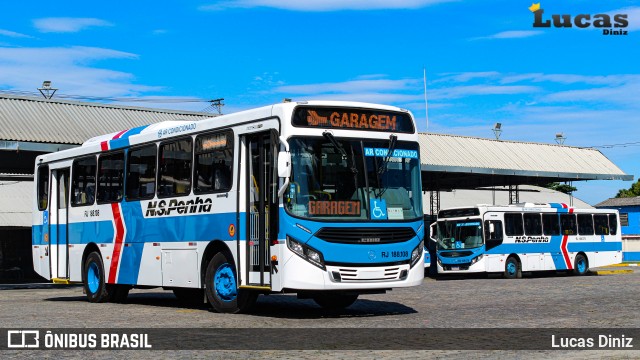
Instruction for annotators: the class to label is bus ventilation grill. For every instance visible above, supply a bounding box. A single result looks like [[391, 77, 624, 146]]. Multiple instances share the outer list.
[[314, 227, 416, 244]]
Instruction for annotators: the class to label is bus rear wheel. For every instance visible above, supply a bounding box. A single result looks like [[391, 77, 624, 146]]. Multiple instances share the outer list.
[[312, 292, 359, 310], [205, 251, 257, 313], [83, 252, 111, 303], [573, 254, 589, 276], [503, 256, 522, 279]]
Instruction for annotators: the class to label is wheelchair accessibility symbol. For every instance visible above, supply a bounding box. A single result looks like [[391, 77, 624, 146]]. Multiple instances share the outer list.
[[370, 199, 388, 220]]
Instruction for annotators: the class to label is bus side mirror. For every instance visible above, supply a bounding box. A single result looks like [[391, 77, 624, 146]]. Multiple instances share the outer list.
[[429, 223, 437, 242], [277, 152, 291, 178]]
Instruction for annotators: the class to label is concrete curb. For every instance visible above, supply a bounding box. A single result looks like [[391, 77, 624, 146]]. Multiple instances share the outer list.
[[607, 263, 639, 267], [590, 269, 634, 275]]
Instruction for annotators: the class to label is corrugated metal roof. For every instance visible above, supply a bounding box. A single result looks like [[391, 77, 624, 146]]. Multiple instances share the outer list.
[[0, 93, 212, 145], [424, 185, 592, 215], [595, 197, 640, 207], [419, 132, 631, 181], [0, 180, 32, 227]]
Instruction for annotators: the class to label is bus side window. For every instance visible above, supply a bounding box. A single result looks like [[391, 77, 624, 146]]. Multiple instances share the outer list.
[[504, 213, 523, 236], [71, 156, 97, 206], [159, 138, 193, 197], [37, 165, 50, 210], [560, 214, 577, 235], [577, 214, 594, 235], [126, 145, 157, 201], [97, 151, 125, 204], [524, 213, 542, 236], [484, 220, 503, 249], [608, 214, 618, 235], [593, 214, 609, 235], [194, 131, 233, 194], [542, 213, 560, 235]]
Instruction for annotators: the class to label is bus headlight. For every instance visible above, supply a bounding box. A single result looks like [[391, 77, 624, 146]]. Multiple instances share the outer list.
[[287, 235, 325, 270], [469, 254, 484, 265], [410, 240, 424, 268]]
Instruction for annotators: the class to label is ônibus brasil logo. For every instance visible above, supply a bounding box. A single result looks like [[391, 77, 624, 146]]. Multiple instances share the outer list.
[[530, 3, 628, 36]]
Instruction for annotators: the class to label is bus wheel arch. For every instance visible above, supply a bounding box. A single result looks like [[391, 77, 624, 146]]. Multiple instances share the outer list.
[[200, 240, 233, 288], [504, 254, 522, 279], [573, 252, 589, 276]]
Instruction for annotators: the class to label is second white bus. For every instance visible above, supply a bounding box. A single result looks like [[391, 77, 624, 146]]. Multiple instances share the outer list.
[[430, 203, 622, 278]]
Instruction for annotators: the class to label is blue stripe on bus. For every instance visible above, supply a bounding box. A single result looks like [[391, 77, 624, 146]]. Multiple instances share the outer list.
[[109, 125, 149, 150], [117, 242, 145, 285]]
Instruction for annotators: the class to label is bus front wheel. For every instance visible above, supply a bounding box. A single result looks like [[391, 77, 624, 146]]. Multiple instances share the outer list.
[[503, 256, 522, 279], [205, 251, 257, 313], [573, 254, 589, 276], [312, 292, 359, 310]]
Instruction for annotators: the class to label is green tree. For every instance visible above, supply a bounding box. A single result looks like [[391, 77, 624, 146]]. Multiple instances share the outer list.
[[615, 179, 640, 198], [544, 182, 577, 194]]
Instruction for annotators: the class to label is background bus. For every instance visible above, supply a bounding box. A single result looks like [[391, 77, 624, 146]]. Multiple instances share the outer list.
[[32, 101, 425, 313], [430, 203, 622, 278]]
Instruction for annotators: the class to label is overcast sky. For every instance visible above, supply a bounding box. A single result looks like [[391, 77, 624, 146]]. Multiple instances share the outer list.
[[1, 0, 638, 205]]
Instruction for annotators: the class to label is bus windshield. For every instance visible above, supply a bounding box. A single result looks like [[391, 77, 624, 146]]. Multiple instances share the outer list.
[[436, 219, 483, 250], [284, 136, 422, 221]]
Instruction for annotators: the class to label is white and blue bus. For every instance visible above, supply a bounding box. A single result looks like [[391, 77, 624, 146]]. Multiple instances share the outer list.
[[32, 101, 425, 313], [430, 203, 622, 278]]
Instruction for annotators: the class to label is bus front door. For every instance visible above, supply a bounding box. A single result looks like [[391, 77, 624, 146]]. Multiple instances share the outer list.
[[243, 131, 277, 288], [49, 168, 70, 281]]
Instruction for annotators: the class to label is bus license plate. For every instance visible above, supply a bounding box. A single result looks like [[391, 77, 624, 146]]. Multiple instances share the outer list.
[[451, 266, 459, 271]]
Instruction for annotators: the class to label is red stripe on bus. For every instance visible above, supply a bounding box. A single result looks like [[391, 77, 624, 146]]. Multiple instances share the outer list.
[[108, 203, 126, 283], [560, 235, 572, 270], [112, 129, 128, 139], [560, 207, 574, 270], [100, 141, 108, 151]]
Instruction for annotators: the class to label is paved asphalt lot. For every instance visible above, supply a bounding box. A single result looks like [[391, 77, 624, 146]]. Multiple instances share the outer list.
[[1, 265, 638, 359]]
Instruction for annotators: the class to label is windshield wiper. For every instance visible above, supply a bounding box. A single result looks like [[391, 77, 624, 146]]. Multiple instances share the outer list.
[[323, 131, 358, 174], [378, 134, 397, 175]]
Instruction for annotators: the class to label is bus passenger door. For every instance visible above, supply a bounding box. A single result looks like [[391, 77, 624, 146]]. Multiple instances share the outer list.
[[243, 131, 277, 288], [50, 168, 70, 280]]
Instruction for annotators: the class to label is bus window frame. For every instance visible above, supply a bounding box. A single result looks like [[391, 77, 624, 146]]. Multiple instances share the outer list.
[[157, 136, 194, 199], [37, 164, 50, 211], [70, 155, 97, 208], [125, 143, 158, 202], [193, 130, 234, 195], [97, 150, 125, 205]]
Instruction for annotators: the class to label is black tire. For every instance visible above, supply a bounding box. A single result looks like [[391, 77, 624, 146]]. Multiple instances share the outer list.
[[173, 288, 205, 306], [503, 256, 522, 279], [108, 285, 131, 303], [204, 252, 258, 313], [573, 253, 589, 276], [82, 252, 112, 303], [312, 292, 359, 310]]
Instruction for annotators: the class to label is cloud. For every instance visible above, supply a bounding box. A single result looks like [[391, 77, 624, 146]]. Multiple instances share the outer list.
[[33, 18, 113, 33], [0, 29, 32, 38], [428, 84, 540, 100], [200, 0, 454, 11], [0, 46, 158, 97], [274, 78, 420, 94], [608, 6, 640, 31], [471, 30, 544, 40], [433, 72, 500, 83]]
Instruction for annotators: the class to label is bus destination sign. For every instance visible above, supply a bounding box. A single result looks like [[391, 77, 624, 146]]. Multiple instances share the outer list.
[[292, 107, 414, 133]]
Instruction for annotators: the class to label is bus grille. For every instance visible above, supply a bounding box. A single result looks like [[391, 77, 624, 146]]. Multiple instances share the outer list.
[[327, 264, 410, 282], [314, 227, 415, 244]]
